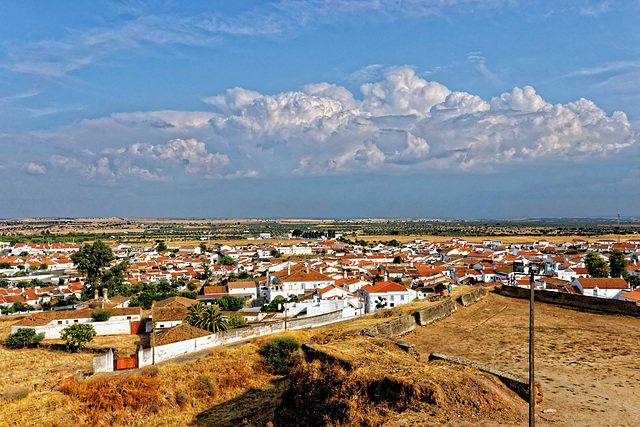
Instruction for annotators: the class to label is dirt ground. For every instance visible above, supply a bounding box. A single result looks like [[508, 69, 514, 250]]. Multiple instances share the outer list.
[[403, 293, 640, 427]]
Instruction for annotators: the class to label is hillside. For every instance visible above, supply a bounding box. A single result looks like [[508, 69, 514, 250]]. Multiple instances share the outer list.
[[1, 290, 638, 426]]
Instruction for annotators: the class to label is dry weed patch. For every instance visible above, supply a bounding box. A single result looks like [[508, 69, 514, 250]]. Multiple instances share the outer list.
[[59, 374, 161, 426], [274, 336, 527, 426]]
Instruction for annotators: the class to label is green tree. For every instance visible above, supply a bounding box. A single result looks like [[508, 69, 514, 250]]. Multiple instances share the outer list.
[[258, 337, 300, 375], [198, 306, 229, 333], [609, 250, 629, 280], [585, 252, 609, 278], [71, 240, 115, 285], [270, 249, 281, 258], [218, 295, 245, 311], [182, 303, 206, 326], [156, 241, 168, 252], [91, 309, 112, 322], [98, 260, 130, 296], [4, 328, 45, 349], [220, 255, 235, 266], [199, 243, 207, 254], [0, 262, 11, 269], [375, 297, 387, 310], [227, 313, 248, 329], [39, 263, 48, 270], [393, 256, 403, 264], [60, 324, 96, 351]]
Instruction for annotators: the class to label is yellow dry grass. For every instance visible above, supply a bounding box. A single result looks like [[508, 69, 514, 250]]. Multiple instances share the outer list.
[[0, 340, 287, 426], [0, 346, 92, 394], [363, 233, 639, 245]]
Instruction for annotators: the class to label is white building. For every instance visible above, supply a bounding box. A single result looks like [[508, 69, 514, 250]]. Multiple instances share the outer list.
[[571, 277, 630, 299], [361, 281, 418, 313]]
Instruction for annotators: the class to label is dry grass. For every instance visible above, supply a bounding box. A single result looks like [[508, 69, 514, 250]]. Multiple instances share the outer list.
[[0, 346, 92, 394], [275, 337, 527, 426], [363, 233, 639, 245], [59, 374, 162, 426]]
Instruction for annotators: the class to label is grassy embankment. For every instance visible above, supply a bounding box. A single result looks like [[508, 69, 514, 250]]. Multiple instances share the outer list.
[[0, 286, 527, 426]]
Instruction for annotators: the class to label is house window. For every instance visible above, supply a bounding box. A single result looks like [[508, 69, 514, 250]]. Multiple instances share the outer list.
[[74, 320, 78, 323], [400, 295, 404, 301], [127, 316, 131, 320], [390, 295, 394, 301], [57, 321, 62, 325]]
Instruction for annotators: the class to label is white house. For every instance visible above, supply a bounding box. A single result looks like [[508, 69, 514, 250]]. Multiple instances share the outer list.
[[267, 264, 335, 302], [361, 281, 418, 313], [11, 307, 143, 339], [571, 277, 630, 299]]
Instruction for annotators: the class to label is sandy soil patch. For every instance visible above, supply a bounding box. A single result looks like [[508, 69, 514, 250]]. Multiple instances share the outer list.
[[405, 293, 640, 426]]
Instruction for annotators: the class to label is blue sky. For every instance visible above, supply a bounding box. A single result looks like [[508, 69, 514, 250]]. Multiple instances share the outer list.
[[1, 0, 639, 219]]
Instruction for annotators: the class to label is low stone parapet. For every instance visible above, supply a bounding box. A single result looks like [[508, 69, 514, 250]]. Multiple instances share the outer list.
[[413, 299, 457, 326], [429, 352, 542, 404], [459, 287, 488, 307]]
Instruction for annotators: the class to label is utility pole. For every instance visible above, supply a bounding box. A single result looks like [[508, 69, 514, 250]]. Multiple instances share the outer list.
[[529, 262, 539, 426]]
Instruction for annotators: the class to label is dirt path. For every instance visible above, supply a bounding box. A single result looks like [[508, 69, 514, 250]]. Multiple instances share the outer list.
[[405, 293, 640, 427]]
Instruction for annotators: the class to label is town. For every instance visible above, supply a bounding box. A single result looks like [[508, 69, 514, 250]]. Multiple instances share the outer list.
[[2, 234, 639, 341]]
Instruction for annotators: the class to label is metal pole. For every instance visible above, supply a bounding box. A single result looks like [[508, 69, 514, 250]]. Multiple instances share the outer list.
[[529, 269, 535, 426]]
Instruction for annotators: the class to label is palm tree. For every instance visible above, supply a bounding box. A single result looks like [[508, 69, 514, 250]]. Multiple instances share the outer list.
[[198, 306, 229, 333], [183, 303, 205, 326]]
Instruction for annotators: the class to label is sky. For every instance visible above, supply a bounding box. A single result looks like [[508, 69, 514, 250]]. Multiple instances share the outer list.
[[1, 0, 639, 220]]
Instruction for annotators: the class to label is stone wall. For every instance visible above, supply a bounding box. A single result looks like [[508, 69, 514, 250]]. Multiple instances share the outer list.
[[361, 314, 416, 338], [413, 299, 457, 326], [459, 287, 488, 307], [498, 285, 640, 317], [429, 352, 542, 404]]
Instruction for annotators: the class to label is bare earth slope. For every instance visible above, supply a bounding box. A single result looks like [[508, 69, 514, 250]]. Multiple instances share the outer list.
[[405, 293, 640, 426]]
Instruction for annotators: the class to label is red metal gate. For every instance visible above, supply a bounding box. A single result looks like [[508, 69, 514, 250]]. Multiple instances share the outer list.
[[114, 356, 138, 370]]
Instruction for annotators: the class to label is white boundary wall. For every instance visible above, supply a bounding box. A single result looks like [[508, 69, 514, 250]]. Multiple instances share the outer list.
[[137, 309, 354, 368]]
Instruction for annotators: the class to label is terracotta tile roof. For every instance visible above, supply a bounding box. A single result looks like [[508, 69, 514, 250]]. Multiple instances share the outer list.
[[227, 281, 256, 290], [362, 281, 411, 293], [12, 307, 141, 327], [274, 264, 334, 283], [153, 306, 188, 322], [575, 278, 629, 289], [152, 296, 195, 308], [203, 286, 227, 295]]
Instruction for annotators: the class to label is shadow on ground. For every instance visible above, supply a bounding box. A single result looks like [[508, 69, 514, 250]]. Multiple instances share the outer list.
[[192, 377, 288, 427]]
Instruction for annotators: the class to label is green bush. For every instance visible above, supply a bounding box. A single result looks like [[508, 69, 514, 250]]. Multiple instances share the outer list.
[[5, 328, 45, 348], [227, 313, 248, 329], [91, 309, 112, 322], [259, 337, 300, 375], [1, 389, 29, 400]]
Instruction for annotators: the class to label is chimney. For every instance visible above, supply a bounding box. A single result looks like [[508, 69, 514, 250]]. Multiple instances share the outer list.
[[103, 288, 109, 302], [94, 289, 99, 300], [384, 270, 388, 281], [306, 265, 309, 274], [288, 265, 291, 275]]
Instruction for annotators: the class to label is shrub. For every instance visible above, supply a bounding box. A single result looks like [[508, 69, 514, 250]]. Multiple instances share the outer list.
[[1, 389, 29, 400], [142, 366, 159, 377], [4, 328, 45, 348], [259, 337, 301, 375], [176, 392, 189, 407], [60, 324, 96, 351], [91, 309, 112, 322], [227, 313, 248, 329]]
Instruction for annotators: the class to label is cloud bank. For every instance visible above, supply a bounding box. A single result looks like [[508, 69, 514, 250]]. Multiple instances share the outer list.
[[4, 67, 635, 181]]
